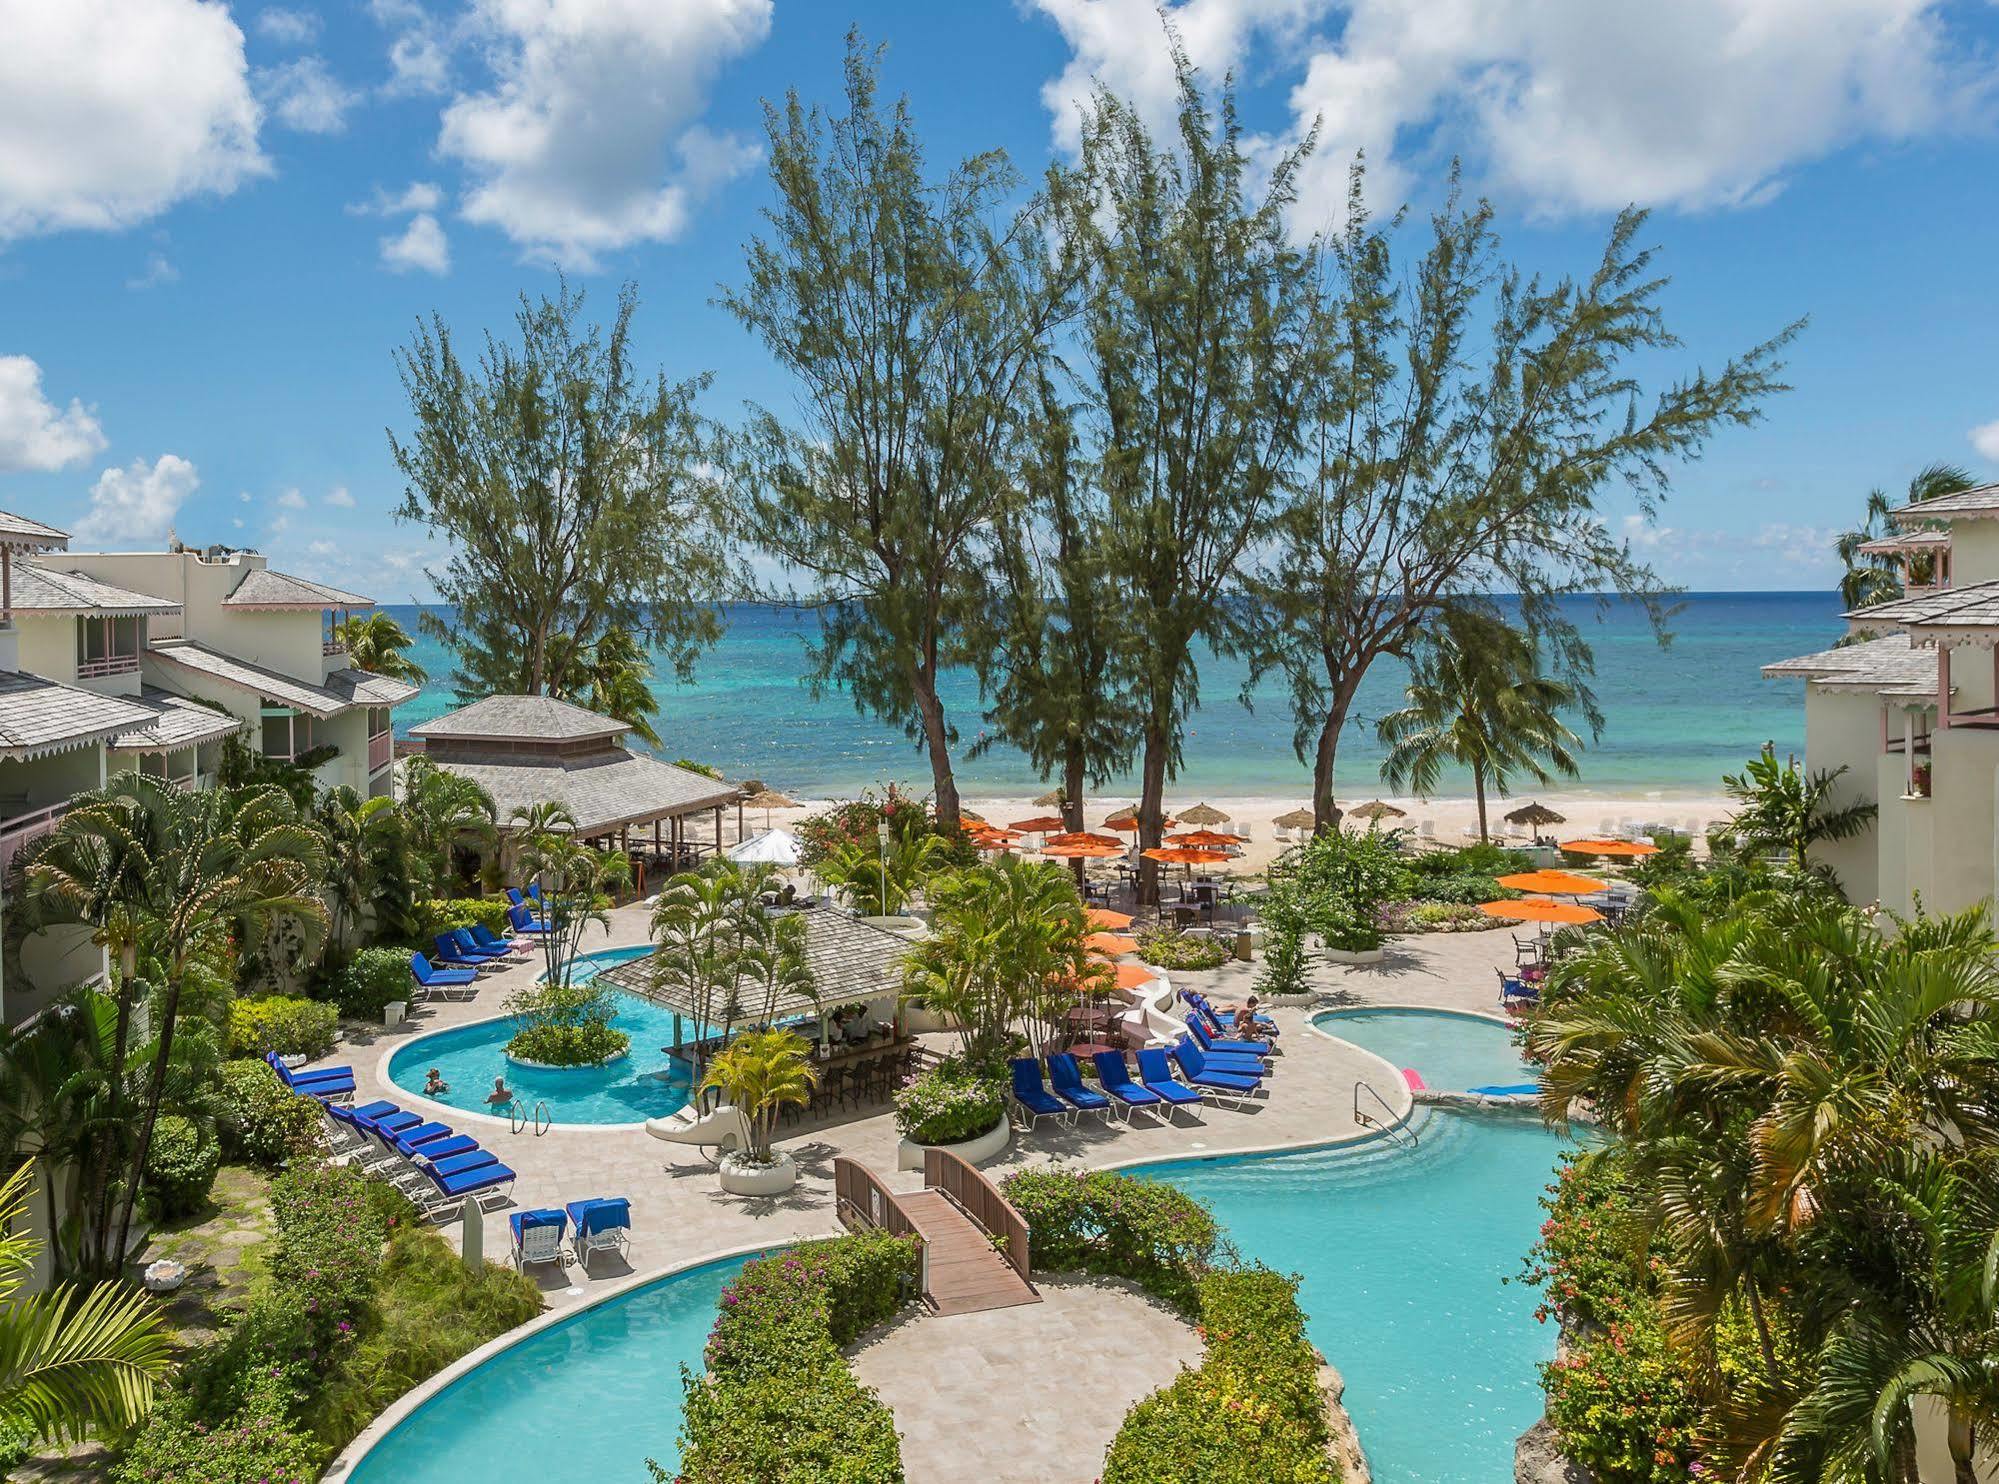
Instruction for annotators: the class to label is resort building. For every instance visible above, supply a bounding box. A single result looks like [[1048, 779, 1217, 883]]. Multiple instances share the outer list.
[[1766, 482, 1999, 913]]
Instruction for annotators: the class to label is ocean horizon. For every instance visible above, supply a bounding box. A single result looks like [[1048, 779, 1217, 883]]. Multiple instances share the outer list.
[[381, 592, 1840, 803]]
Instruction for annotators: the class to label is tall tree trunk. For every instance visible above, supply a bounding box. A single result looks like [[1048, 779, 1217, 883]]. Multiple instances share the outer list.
[[92, 940, 140, 1278], [1948, 1412, 1976, 1484], [912, 673, 959, 830], [1137, 721, 1170, 907], [1312, 683, 1360, 835], [1473, 764, 1490, 844], [1063, 746, 1087, 889], [113, 962, 185, 1275]]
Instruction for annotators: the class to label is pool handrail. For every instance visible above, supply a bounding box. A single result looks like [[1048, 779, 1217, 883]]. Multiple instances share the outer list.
[[1354, 1077, 1417, 1145]]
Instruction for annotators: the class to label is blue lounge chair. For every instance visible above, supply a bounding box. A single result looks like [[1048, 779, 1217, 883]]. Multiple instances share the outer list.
[[1171, 1034, 1263, 1078], [507, 905, 555, 938], [1046, 1053, 1112, 1118], [1189, 992, 1278, 1037], [411, 953, 480, 999], [1170, 1043, 1262, 1108], [416, 1158, 515, 1215], [1091, 1051, 1164, 1121], [421, 1148, 498, 1179], [566, 1198, 632, 1268], [385, 1120, 453, 1151], [1496, 969, 1539, 1007], [432, 934, 495, 971], [395, 1130, 476, 1161], [510, 1208, 567, 1271], [351, 1099, 398, 1120], [1133, 1048, 1207, 1116], [1185, 1016, 1273, 1060], [265, 1055, 355, 1101], [507, 887, 549, 920], [356, 1108, 423, 1138], [525, 882, 545, 904], [469, 923, 528, 956], [1008, 1059, 1073, 1130], [450, 928, 511, 964]]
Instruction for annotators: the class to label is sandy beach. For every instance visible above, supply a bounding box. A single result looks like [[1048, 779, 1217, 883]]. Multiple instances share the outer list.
[[746, 789, 1734, 875]]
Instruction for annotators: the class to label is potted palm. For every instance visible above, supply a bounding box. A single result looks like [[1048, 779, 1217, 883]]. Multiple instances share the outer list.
[[700, 1029, 819, 1196]]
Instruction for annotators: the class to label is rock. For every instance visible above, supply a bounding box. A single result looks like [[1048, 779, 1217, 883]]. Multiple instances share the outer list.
[[1515, 1417, 1593, 1484], [1316, 1358, 1372, 1484]]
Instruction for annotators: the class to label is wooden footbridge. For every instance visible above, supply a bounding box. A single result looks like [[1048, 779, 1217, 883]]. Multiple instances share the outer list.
[[834, 1150, 1038, 1317]]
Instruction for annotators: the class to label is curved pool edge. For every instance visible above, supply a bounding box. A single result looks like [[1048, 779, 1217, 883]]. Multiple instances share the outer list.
[[370, 1014, 662, 1135], [322, 1236, 795, 1482]]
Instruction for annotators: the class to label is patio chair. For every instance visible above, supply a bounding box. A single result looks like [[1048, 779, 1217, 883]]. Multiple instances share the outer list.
[[566, 1198, 632, 1269], [1497, 969, 1539, 1009], [450, 928, 512, 965], [1171, 1034, 1264, 1079], [1185, 1016, 1273, 1061], [1131, 1048, 1205, 1118], [510, 1208, 568, 1272], [507, 905, 556, 938], [1046, 1053, 1112, 1119], [469, 923, 531, 956], [1512, 934, 1541, 966], [1091, 1051, 1165, 1122], [1168, 1042, 1261, 1107], [264, 1052, 356, 1101], [411, 953, 479, 998], [1008, 1058, 1074, 1130], [433, 934, 498, 971]]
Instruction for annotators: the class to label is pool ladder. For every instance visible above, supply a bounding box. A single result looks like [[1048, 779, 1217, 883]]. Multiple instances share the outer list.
[[1353, 1079, 1417, 1146], [508, 1098, 552, 1136]]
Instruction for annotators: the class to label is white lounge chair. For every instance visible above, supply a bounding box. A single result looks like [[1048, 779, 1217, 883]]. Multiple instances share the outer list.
[[511, 1209, 567, 1272]]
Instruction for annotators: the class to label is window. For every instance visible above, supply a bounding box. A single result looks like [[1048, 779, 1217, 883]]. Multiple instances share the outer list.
[[75, 615, 141, 677]]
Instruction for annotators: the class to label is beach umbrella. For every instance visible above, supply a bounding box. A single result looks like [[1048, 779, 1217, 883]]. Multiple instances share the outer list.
[[1085, 907, 1134, 930], [1047, 830, 1123, 848], [725, 828, 802, 867], [1176, 801, 1232, 826], [1083, 932, 1139, 956], [1168, 829, 1245, 849], [737, 778, 767, 797], [1094, 960, 1156, 991], [1043, 840, 1123, 860], [1560, 838, 1661, 858], [742, 788, 799, 829], [960, 808, 986, 824], [1478, 899, 1602, 925], [1505, 801, 1566, 828], [1495, 870, 1605, 896], [1143, 846, 1229, 864], [1033, 789, 1065, 808], [1350, 800, 1406, 823], [1272, 807, 1318, 831], [973, 835, 1020, 852], [1008, 814, 1069, 833]]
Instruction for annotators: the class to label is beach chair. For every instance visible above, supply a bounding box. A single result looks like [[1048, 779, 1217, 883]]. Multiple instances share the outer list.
[[507, 904, 556, 938], [1171, 1034, 1264, 1079], [1008, 1059, 1074, 1130], [1131, 1048, 1205, 1118], [1187, 992, 1277, 1038], [470, 922, 531, 956], [1046, 1053, 1112, 1119], [411, 953, 480, 999], [433, 933, 499, 971], [394, 1128, 476, 1162], [1417, 820, 1435, 839], [1185, 1016, 1273, 1061], [1168, 1042, 1261, 1107], [415, 1157, 515, 1218], [510, 1208, 568, 1272], [1497, 969, 1539, 1009], [264, 1052, 356, 1101], [1091, 1051, 1165, 1122], [566, 1198, 632, 1269], [450, 928, 513, 966]]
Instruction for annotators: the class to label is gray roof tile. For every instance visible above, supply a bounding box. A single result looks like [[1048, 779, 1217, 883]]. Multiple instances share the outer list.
[[222, 568, 372, 608], [409, 694, 627, 743], [149, 641, 413, 717], [595, 904, 913, 1016], [12, 564, 179, 616], [0, 511, 68, 551], [1890, 483, 1999, 523], [436, 749, 740, 836], [0, 673, 155, 759], [1763, 634, 1939, 695], [108, 689, 245, 750]]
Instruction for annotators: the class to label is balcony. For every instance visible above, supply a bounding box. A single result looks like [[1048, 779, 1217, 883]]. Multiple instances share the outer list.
[[322, 639, 346, 657], [0, 801, 71, 877], [368, 728, 393, 773], [76, 653, 139, 679]]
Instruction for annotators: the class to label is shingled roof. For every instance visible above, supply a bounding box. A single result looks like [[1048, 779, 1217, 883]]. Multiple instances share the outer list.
[[149, 641, 416, 717], [0, 673, 156, 760], [1842, 580, 1999, 636], [436, 749, 740, 836], [221, 568, 372, 609], [1763, 634, 1939, 699], [11, 564, 180, 616], [408, 694, 628, 744], [0, 511, 68, 552], [595, 904, 914, 1018], [1889, 484, 1999, 524], [108, 689, 246, 751]]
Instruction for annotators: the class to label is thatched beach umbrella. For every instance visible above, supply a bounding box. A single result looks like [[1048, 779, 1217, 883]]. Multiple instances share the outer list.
[[1177, 801, 1232, 826], [743, 789, 799, 829], [1272, 807, 1317, 831], [1351, 800, 1406, 823], [1033, 789, 1065, 809], [1505, 801, 1566, 828]]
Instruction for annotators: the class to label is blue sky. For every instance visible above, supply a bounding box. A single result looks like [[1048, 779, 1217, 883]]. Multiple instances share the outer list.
[[2, 0, 1997, 600]]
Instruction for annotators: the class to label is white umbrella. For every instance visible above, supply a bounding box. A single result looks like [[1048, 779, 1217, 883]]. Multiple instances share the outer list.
[[726, 828, 802, 867]]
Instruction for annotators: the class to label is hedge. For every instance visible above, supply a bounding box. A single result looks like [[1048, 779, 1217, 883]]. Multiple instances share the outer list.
[[1101, 1267, 1337, 1484], [142, 1114, 221, 1219], [413, 896, 513, 940], [667, 1231, 917, 1483], [999, 1168, 1221, 1311], [228, 996, 338, 1059], [328, 947, 413, 1019], [217, 1059, 324, 1169]]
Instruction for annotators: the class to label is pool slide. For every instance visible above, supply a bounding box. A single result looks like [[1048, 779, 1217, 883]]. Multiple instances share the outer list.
[[645, 1102, 751, 1153], [1115, 968, 1184, 1048]]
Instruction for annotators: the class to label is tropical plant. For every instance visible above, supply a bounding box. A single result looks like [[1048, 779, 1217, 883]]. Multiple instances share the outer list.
[[726, 34, 1080, 830], [902, 855, 1096, 1066], [1377, 608, 1595, 843], [508, 802, 627, 987], [331, 610, 427, 683], [1834, 462, 1976, 612], [312, 784, 410, 953], [550, 624, 662, 748], [816, 831, 951, 917], [502, 979, 627, 1067], [698, 1029, 817, 1165], [1721, 743, 1877, 876], [391, 278, 727, 705], [892, 1058, 1005, 1145], [0, 1161, 173, 1448], [395, 756, 496, 896]]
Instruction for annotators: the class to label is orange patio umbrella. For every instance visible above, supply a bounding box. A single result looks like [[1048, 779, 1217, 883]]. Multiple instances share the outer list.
[[1096, 960, 1156, 991], [1560, 838, 1661, 858], [1168, 829, 1245, 849], [1046, 830, 1124, 848], [973, 835, 1020, 851], [1106, 810, 1176, 832], [1086, 907, 1134, 930], [1494, 870, 1605, 896], [1043, 840, 1123, 860], [1142, 846, 1230, 866], [1083, 932, 1139, 956], [1008, 815, 1069, 833], [1478, 899, 1602, 925]]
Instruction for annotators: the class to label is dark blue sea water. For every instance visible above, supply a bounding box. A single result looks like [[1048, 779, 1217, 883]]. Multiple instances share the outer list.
[[383, 592, 1838, 800]]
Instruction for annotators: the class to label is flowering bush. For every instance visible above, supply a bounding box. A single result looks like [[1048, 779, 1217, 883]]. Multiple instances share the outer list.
[[1377, 900, 1500, 934], [893, 1058, 1005, 1144], [999, 1168, 1220, 1311], [227, 995, 338, 1059], [1135, 928, 1232, 970], [503, 980, 629, 1067], [216, 1060, 323, 1170], [794, 785, 974, 871], [110, 1364, 319, 1484]]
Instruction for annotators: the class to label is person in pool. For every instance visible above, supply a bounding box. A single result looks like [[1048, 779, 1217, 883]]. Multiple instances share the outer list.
[[485, 1075, 513, 1107], [424, 1068, 449, 1096]]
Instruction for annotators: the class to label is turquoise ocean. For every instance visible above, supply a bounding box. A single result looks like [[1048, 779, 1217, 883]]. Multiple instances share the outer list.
[[382, 592, 1841, 801]]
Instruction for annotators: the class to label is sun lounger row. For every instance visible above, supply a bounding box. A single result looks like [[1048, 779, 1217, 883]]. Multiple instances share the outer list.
[[263, 1050, 355, 1101], [316, 1094, 518, 1218], [508, 1198, 633, 1273], [1010, 1039, 1276, 1129]]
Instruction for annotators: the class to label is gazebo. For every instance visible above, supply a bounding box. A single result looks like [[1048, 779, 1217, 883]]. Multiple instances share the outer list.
[[407, 695, 746, 877]]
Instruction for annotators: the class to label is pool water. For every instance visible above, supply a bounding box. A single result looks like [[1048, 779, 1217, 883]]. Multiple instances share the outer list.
[[1151, 1108, 1563, 1483], [1316, 1007, 1534, 1093], [345, 1251, 752, 1484], [386, 947, 697, 1125]]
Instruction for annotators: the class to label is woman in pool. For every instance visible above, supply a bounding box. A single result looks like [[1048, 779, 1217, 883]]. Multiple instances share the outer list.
[[485, 1075, 513, 1107], [425, 1068, 449, 1096]]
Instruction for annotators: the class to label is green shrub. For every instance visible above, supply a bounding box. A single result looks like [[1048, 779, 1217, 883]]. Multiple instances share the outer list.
[[1279, 827, 1406, 953], [413, 895, 516, 941], [0, 1409, 35, 1475], [1135, 929, 1232, 970], [1542, 1309, 1701, 1484], [892, 1058, 1005, 1144], [1256, 878, 1313, 997], [1405, 842, 1532, 878], [143, 1114, 220, 1218], [217, 1060, 324, 1169], [1408, 871, 1513, 906], [1101, 1267, 1335, 1484], [505, 1019, 629, 1067], [1378, 900, 1498, 933], [111, 1365, 319, 1484], [999, 1169, 1220, 1311], [329, 947, 413, 1019], [228, 995, 337, 1059]]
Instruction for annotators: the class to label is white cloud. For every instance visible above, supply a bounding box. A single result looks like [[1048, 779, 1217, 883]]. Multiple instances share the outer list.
[[275, 488, 308, 510], [126, 252, 179, 290], [0, 0, 266, 241], [370, 0, 454, 96], [1035, 0, 1978, 224], [381, 212, 450, 273], [307, 538, 337, 556], [325, 485, 356, 508], [348, 180, 443, 216], [438, 0, 772, 268], [238, 490, 252, 503], [232, 516, 245, 528], [72, 454, 199, 546], [0, 356, 108, 473], [1971, 420, 1999, 463], [256, 7, 321, 46], [258, 55, 360, 134]]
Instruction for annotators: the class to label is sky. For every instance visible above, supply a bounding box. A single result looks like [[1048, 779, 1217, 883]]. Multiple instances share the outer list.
[[1, 0, 1998, 601]]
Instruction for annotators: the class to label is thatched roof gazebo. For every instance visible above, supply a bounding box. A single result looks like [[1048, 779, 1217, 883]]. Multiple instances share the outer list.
[[1176, 801, 1232, 826]]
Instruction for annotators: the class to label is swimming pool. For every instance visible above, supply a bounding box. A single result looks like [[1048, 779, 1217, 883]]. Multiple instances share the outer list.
[[1316, 1006, 1535, 1093], [344, 1250, 754, 1484], [386, 947, 696, 1125], [1150, 1108, 1562, 1483]]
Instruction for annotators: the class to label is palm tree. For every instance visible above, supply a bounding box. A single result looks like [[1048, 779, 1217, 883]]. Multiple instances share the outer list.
[[549, 626, 662, 748], [818, 831, 951, 917], [697, 1029, 817, 1165], [1721, 743, 1877, 876], [0, 1162, 173, 1447], [511, 802, 627, 986], [332, 610, 427, 682], [313, 785, 408, 953], [397, 755, 496, 894], [1377, 609, 1594, 843], [1835, 463, 1976, 611]]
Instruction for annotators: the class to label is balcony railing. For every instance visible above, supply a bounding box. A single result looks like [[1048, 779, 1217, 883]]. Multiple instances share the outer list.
[[367, 729, 393, 773], [1946, 706, 1999, 731], [76, 654, 139, 679], [322, 640, 345, 657], [0, 801, 71, 876]]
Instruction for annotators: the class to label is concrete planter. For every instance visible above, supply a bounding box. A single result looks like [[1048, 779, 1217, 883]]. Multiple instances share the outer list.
[[855, 914, 927, 937], [718, 1150, 797, 1197], [504, 1048, 628, 1071], [1322, 945, 1386, 965], [895, 1114, 1011, 1173]]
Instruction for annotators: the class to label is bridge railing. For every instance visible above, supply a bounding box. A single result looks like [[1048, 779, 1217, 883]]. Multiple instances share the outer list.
[[923, 1147, 1032, 1284], [833, 1156, 927, 1292]]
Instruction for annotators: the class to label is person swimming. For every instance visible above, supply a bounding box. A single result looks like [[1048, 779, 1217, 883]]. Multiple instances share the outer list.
[[485, 1075, 512, 1106], [425, 1067, 449, 1096]]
